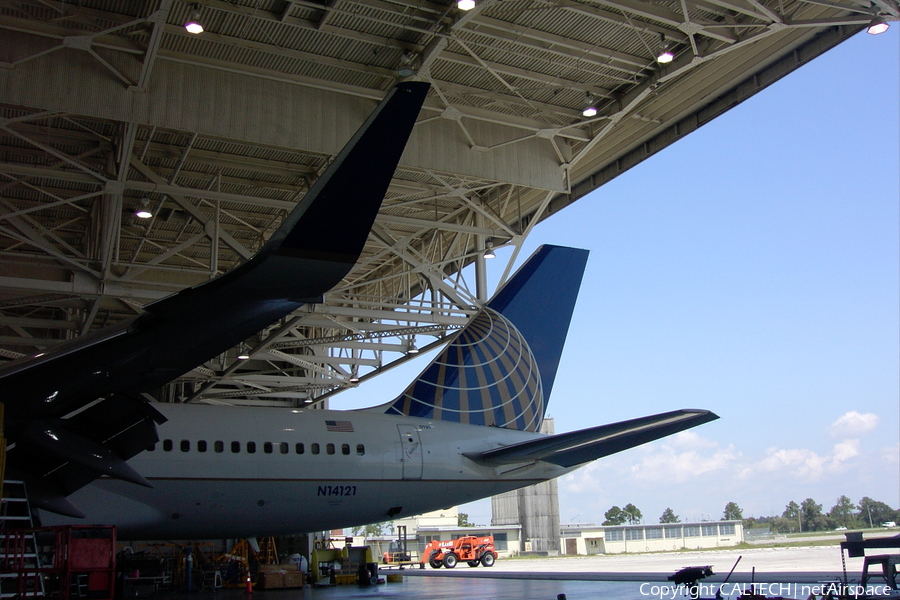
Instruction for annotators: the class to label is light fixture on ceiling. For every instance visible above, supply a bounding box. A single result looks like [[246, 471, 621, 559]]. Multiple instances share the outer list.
[[407, 338, 419, 355], [398, 51, 416, 77], [135, 197, 153, 219], [867, 17, 889, 34], [483, 241, 496, 259], [582, 92, 598, 117], [237, 345, 250, 360], [184, 6, 204, 34], [348, 366, 360, 383], [458, 0, 476, 10], [657, 34, 674, 64]]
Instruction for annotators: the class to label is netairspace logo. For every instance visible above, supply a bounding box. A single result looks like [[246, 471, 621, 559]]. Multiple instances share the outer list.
[[638, 582, 895, 599]]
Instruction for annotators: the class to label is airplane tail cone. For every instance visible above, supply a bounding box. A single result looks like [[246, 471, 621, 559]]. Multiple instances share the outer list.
[[384, 245, 588, 432]]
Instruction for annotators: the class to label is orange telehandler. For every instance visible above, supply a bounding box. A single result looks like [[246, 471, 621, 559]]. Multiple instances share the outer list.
[[421, 535, 498, 569]]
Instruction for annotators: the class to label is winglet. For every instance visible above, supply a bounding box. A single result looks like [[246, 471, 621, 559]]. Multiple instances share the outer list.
[[145, 82, 430, 316]]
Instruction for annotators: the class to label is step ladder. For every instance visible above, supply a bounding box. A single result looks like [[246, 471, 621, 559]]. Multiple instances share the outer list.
[[1, 480, 46, 599]]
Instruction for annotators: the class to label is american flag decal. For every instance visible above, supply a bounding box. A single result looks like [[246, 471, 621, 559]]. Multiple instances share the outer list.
[[325, 420, 354, 433]]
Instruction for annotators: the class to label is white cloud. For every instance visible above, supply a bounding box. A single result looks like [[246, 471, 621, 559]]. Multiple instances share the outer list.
[[832, 439, 861, 463], [829, 411, 879, 437], [667, 429, 720, 450], [625, 434, 740, 483], [883, 443, 900, 464], [740, 439, 860, 480]]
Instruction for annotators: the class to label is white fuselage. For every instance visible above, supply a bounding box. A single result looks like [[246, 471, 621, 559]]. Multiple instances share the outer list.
[[39, 404, 571, 540]]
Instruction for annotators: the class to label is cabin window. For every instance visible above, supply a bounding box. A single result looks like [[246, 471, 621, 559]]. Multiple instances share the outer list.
[[326, 443, 335, 455], [163, 439, 173, 452], [341, 444, 350, 455], [311, 443, 320, 455], [295, 443, 305, 454], [214, 440, 224, 453], [279, 442, 289, 454], [180, 440, 190, 452], [197, 440, 207, 453], [356, 444, 365, 456], [264, 442, 273, 454], [247, 441, 256, 454], [231, 441, 240, 453]]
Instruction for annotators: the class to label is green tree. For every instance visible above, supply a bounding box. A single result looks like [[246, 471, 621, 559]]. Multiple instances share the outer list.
[[458, 512, 474, 527], [603, 505, 626, 526], [801, 498, 827, 532], [659, 508, 680, 523], [782, 501, 800, 520], [780, 501, 801, 533], [352, 522, 388, 536], [723, 502, 743, 521], [827, 495, 858, 529], [623, 503, 643, 525], [858, 497, 898, 527]]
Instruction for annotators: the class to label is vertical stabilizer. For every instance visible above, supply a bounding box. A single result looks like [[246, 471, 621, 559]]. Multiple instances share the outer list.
[[384, 245, 588, 431]]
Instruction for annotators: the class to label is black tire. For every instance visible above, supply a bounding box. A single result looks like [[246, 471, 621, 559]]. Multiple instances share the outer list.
[[443, 552, 458, 569], [467, 561, 479, 567], [480, 552, 496, 567], [428, 551, 442, 568]]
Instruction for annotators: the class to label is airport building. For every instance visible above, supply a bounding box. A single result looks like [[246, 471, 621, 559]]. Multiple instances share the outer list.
[[560, 520, 744, 555]]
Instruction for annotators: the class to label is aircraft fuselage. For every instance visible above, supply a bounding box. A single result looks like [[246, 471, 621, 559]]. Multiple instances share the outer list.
[[39, 404, 569, 539]]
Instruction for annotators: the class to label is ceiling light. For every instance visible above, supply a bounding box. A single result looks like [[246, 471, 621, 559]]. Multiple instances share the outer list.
[[184, 7, 204, 34], [867, 17, 889, 34], [135, 197, 153, 219], [407, 338, 419, 355], [398, 51, 416, 77], [483, 241, 496, 259], [237, 352, 250, 360], [582, 91, 598, 117], [457, 0, 476, 9], [657, 34, 674, 64]]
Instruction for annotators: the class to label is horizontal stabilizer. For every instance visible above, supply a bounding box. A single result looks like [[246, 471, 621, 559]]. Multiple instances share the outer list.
[[22, 420, 152, 487], [29, 491, 87, 519], [463, 409, 718, 468]]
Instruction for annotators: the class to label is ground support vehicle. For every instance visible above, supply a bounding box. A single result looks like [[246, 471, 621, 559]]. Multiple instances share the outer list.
[[421, 536, 497, 569]]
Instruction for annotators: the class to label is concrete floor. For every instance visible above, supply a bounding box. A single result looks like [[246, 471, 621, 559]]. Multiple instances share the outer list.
[[147, 545, 899, 600]]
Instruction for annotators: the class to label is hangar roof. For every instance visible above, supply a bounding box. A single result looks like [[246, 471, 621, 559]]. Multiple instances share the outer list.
[[0, 0, 895, 406]]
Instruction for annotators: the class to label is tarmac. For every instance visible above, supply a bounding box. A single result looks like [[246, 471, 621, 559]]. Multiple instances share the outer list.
[[393, 544, 852, 583], [149, 545, 899, 600]]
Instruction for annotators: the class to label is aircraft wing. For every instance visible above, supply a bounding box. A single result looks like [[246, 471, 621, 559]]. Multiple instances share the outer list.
[[1, 82, 429, 515], [463, 409, 719, 468]]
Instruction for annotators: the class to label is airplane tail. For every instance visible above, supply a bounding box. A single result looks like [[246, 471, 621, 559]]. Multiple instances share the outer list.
[[384, 245, 588, 432]]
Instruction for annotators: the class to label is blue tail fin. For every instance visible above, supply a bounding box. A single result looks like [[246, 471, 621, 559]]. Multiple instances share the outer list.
[[384, 245, 588, 431]]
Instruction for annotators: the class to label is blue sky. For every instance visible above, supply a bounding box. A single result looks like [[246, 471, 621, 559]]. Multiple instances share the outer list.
[[335, 28, 899, 526]]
